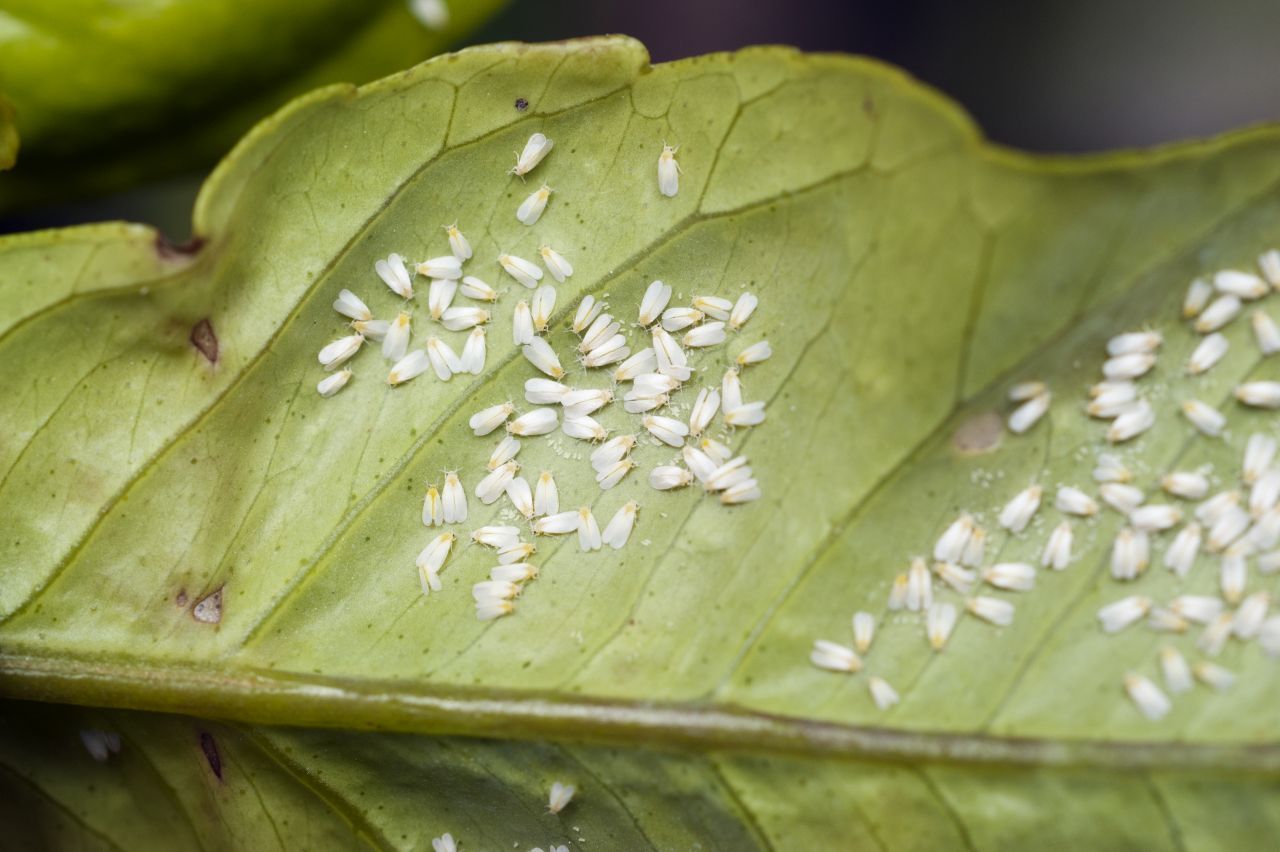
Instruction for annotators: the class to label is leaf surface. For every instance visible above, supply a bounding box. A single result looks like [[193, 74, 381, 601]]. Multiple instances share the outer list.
[[0, 93, 16, 171], [3, 703, 1278, 851], [1, 37, 1279, 775]]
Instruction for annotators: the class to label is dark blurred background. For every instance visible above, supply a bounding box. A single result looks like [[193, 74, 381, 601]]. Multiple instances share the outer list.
[[7, 0, 1280, 238], [490, 0, 1280, 152]]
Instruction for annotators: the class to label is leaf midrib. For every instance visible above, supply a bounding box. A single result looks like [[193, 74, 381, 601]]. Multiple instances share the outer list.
[[3, 652, 1278, 772]]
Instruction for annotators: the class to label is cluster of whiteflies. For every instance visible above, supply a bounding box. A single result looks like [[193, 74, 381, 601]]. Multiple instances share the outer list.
[[312, 128, 769, 620], [316, 226, 562, 395], [458, 280, 770, 621], [1095, 425, 1280, 719], [810, 479, 1067, 708], [312, 133, 554, 395], [429, 780, 575, 852], [315, 132, 690, 397], [807, 507, 1025, 710], [1006, 256, 1280, 442], [812, 250, 1280, 716]]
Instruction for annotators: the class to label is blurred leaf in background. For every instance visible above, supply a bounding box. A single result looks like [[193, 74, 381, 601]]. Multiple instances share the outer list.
[[5, 702, 1276, 851], [0, 0, 507, 212], [0, 93, 16, 170]]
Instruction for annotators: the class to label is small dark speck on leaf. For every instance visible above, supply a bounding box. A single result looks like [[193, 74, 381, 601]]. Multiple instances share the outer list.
[[515, 97, 528, 111], [190, 319, 218, 364], [862, 96, 877, 118], [952, 411, 1004, 455], [175, 589, 188, 607], [200, 732, 223, 780], [192, 587, 223, 624]]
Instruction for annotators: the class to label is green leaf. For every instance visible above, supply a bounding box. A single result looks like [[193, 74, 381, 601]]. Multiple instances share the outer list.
[[2, 34, 1280, 782], [0, 0, 505, 206], [0, 93, 17, 171], [4, 702, 1278, 850]]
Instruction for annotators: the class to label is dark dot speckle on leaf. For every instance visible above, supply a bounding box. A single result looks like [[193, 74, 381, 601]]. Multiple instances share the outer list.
[[515, 98, 528, 111], [200, 731, 223, 780], [190, 318, 218, 364]]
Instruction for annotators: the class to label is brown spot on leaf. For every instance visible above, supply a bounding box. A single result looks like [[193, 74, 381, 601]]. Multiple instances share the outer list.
[[190, 319, 218, 364], [199, 731, 222, 780], [515, 97, 529, 111], [192, 587, 222, 624], [175, 589, 188, 608], [952, 411, 1004, 455]]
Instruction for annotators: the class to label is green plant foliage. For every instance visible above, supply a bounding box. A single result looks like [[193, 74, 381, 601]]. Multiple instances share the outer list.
[[3, 703, 1277, 850], [0, 0, 506, 205], [0, 93, 16, 171], [1, 37, 1279, 846]]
